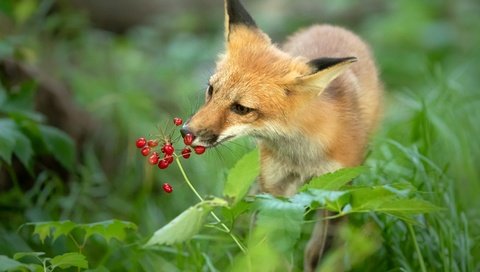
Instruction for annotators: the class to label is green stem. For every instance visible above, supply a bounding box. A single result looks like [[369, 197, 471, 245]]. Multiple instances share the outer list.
[[408, 223, 427, 272], [175, 157, 247, 253]]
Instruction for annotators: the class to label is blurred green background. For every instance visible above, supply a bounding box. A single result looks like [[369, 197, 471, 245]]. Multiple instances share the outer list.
[[1, 0, 479, 271]]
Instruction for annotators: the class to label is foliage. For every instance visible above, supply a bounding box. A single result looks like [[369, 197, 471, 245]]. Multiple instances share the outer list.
[[1, 0, 480, 271]]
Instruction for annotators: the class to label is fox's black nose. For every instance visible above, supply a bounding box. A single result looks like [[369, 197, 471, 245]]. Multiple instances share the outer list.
[[180, 125, 192, 138]]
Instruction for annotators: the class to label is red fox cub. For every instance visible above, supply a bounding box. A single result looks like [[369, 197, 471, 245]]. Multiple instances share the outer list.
[[182, 0, 382, 270]]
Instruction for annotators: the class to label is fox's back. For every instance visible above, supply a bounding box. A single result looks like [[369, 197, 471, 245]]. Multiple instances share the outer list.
[[283, 25, 383, 136]]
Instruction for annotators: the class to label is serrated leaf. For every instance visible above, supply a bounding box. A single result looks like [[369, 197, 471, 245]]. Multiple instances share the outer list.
[[348, 185, 399, 212], [223, 149, 260, 204], [291, 189, 350, 212], [0, 255, 29, 271], [50, 252, 88, 270], [39, 125, 76, 171], [32, 223, 51, 243], [28, 221, 77, 243], [145, 199, 227, 247], [82, 220, 137, 242], [301, 166, 366, 191], [51, 221, 76, 242]]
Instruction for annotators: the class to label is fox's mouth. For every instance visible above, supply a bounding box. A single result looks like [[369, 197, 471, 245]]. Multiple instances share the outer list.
[[193, 135, 235, 148]]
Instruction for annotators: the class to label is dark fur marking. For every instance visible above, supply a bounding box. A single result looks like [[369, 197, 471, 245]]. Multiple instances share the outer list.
[[226, 0, 257, 29], [307, 57, 357, 73]]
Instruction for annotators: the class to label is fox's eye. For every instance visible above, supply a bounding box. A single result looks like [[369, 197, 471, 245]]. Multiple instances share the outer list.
[[231, 103, 252, 115], [206, 84, 213, 98]]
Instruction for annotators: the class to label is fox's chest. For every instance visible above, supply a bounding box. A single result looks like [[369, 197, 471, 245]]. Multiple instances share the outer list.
[[257, 139, 342, 196]]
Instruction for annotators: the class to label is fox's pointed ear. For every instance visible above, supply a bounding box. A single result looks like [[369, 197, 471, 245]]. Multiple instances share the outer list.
[[224, 0, 257, 40], [298, 57, 357, 95]]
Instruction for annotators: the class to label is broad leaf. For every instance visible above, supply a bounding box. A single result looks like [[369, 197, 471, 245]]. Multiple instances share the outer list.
[[82, 220, 137, 242], [223, 149, 260, 204], [348, 185, 401, 212], [0, 255, 29, 271], [291, 189, 351, 212], [375, 198, 441, 214], [14, 252, 45, 261], [0, 119, 20, 164], [50, 252, 88, 270], [12, 130, 33, 169], [39, 125, 76, 171], [301, 166, 366, 191], [145, 198, 227, 247], [0, 119, 34, 168], [255, 194, 304, 251]]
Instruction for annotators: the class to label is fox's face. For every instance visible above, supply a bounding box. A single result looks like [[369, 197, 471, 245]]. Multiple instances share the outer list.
[[182, 0, 355, 147]]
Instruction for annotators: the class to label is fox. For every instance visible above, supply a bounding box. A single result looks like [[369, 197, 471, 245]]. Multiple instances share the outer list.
[[181, 0, 383, 270]]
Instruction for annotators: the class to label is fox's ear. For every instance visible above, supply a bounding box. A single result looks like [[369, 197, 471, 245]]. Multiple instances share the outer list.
[[297, 57, 357, 95], [224, 0, 257, 40]]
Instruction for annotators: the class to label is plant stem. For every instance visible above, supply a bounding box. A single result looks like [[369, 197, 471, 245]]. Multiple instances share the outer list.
[[175, 158, 247, 253], [408, 223, 427, 272]]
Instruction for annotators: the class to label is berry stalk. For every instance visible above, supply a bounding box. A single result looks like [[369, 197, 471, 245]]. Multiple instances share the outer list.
[[174, 157, 247, 253]]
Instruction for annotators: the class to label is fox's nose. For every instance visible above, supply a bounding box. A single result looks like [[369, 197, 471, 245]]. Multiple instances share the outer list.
[[180, 125, 193, 138]]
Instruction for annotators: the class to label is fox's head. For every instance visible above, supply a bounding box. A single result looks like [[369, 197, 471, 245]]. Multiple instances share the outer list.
[[182, 0, 356, 147]]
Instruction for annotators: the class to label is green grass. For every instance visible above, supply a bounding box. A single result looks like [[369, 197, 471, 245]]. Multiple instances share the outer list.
[[1, 0, 480, 271]]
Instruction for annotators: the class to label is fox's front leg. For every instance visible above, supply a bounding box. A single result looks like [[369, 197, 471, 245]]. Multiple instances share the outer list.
[[258, 147, 304, 197]]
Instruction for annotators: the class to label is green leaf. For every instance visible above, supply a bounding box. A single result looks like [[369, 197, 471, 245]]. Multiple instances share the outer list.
[[28, 221, 77, 243], [13, 252, 45, 261], [32, 223, 51, 243], [12, 129, 33, 169], [375, 198, 442, 214], [144, 199, 227, 247], [254, 194, 304, 251], [346, 185, 441, 222], [0, 120, 16, 164], [0, 255, 29, 271], [39, 125, 76, 171], [82, 220, 137, 242], [50, 252, 88, 270], [348, 186, 397, 212], [223, 149, 260, 204], [301, 166, 367, 191], [0, 119, 33, 168], [291, 189, 351, 212], [51, 221, 76, 242]]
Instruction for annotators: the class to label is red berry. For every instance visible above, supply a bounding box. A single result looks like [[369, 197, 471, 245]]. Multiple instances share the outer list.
[[162, 183, 173, 193], [181, 147, 191, 159], [147, 140, 159, 147], [141, 147, 151, 156], [148, 152, 160, 165], [173, 117, 183, 126], [194, 146, 206, 155], [163, 144, 174, 155], [164, 155, 174, 164], [158, 159, 169, 169], [183, 133, 194, 146], [136, 137, 147, 148]]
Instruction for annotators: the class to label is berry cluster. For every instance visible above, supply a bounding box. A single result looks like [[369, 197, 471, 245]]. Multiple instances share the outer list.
[[135, 117, 207, 193]]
